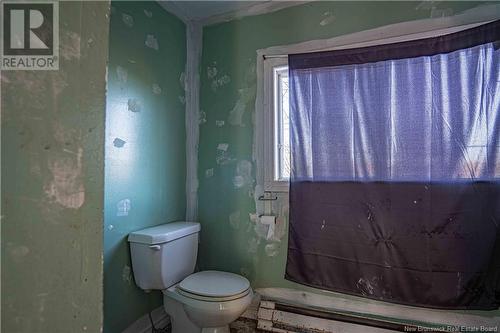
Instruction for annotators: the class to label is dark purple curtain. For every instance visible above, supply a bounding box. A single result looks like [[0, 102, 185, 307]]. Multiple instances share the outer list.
[[286, 20, 500, 309]]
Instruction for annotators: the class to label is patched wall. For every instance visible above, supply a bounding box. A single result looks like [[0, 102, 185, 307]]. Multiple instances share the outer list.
[[1, 2, 111, 332], [104, 2, 187, 332]]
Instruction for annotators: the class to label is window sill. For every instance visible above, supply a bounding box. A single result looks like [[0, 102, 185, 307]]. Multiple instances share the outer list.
[[264, 180, 289, 193]]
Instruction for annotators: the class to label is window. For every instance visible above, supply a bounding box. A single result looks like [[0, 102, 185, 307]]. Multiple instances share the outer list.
[[264, 57, 289, 192]]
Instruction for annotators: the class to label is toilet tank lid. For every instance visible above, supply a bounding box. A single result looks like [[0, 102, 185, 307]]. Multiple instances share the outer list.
[[128, 222, 200, 244]]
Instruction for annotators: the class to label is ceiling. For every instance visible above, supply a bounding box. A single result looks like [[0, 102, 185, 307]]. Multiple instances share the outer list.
[[158, 1, 307, 23]]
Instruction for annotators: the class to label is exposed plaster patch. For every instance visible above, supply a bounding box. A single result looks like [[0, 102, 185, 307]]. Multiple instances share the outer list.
[[122, 265, 133, 285], [145, 34, 159, 50], [121, 13, 134, 27], [320, 11, 336, 26], [215, 120, 225, 127], [60, 31, 81, 60], [113, 138, 126, 148], [180, 72, 187, 91], [44, 148, 85, 209], [7, 243, 30, 261], [144, 9, 152, 18], [228, 87, 255, 127], [127, 98, 141, 112], [128, 59, 136, 64], [116, 66, 128, 83], [229, 211, 240, 229], [217, 143, 229, 151], [178, 95, 186, 105], [211, 74, 231, 91], [205, 168, 214, 178], [207, 61, 231, 91], [248, 237, 260, 254], [199, 110, 207, 124], [265, 243, 279, 257], [233, 160, 253, 189], [207, 63, 218, 79], [152, 83, 162, 95], [117, 199, 131, 216], [216, 143, 236, 165]]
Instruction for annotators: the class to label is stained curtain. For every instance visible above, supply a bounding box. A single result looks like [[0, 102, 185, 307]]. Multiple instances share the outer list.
[[286, 20, 500, 309]]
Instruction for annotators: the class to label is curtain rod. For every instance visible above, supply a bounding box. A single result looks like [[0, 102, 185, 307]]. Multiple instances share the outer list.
[[263, 54, 287, 59], [261, 20, 494, 61]]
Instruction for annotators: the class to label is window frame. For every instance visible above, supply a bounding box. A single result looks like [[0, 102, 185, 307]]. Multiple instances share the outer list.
[[264, 56, 289, 192]]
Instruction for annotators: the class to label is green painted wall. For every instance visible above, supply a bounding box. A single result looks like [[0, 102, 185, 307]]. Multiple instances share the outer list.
[[1, 2, 110, 332], [104, 2, 186, 332], [198, 0, 499, 322]]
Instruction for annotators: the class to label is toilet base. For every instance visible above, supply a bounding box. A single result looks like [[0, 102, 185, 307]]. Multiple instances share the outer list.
[[202, 326, 230, 333]]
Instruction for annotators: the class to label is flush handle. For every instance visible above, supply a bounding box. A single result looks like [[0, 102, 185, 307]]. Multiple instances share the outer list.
[[149, 245, 161, 251]]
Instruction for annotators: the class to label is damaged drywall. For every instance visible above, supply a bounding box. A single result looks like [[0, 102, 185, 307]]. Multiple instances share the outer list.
[[1, 2, 110, 332], [196, 2, 497, 321], [104, 2, 187, 332]]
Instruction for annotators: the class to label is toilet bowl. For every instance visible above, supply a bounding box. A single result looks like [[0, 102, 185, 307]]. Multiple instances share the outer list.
[[128, 222, 253, 333], [163, 271, 253, 333]]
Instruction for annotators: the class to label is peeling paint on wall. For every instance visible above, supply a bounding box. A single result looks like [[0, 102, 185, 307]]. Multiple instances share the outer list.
[[265, 243, 279, 257], [228, 87, 255, 126], [207, 62, 218, 79], [145, 34, 159, 50], [205, 168, 214, 178], [179, 72, 187, 91], [199, 110, 207, 124], [44, 148, 85, 209], [116, 66, 128, 83], [121, 13, 134, 27], [116, 199, 131, 217], [216, 143, 235, 165], [233, 160, 253, 189], [211, 74, 231, 91], [127, 98, 141, 112], [215, 120, 225, 127], [122, 265, 133, 285], [152, 83, 162, 94]]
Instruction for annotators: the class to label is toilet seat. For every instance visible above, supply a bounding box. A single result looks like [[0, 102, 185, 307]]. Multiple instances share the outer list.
[[177, 270, 250, 302], [177, 287, 250, 302]]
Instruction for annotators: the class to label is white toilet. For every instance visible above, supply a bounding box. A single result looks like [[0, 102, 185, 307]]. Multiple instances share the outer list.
[[128, 222, 253, 333]]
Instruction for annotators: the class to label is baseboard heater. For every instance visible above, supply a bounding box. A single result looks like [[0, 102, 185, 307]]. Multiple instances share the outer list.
[[257, 301, 428, 333]]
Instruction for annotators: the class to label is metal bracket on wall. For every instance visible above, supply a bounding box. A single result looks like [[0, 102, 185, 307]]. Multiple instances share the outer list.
[[258, 193, 279, 201]]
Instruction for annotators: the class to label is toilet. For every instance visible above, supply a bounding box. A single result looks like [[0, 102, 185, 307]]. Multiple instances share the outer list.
[[128, 222, 253, 333]]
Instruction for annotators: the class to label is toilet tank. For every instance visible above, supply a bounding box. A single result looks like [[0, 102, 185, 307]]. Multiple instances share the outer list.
[[128, 222, 200, 291]]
